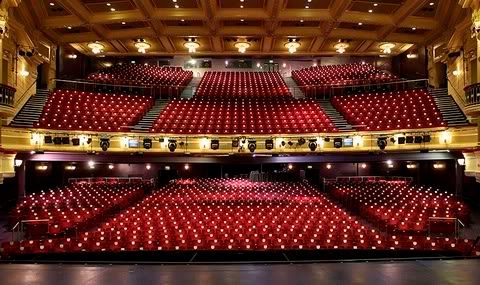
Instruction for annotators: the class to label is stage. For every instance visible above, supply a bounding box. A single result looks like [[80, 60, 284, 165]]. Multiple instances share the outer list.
[[1, 258, 479, 285]]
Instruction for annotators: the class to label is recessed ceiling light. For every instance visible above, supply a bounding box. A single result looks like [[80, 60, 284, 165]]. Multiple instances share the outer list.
[[49, 2, 55, 6], [240, 19, 244, 22], [175, 4, 179, 8], [173, 0, 177, 2], [358, 22, 363, 26], [368, 9, 373, 13], [308, 0, 312, 2], [181, 19, 185, 22], [240, 5, 244, 8], [67, 26, 72, 29], [240, 0, 244, 2], [110, 8, 116, 11], [429, 2, 434, 5], [412, 27, 416, 30], [374, 3, 378, 6], [305, 5, 309, 9], [121, 22, 126, 25], [300, 19, 304, 23], [106, 3, 111, 6]]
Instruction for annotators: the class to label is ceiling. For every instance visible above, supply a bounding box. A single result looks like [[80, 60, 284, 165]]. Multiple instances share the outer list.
[[16, 0, 467, 57]]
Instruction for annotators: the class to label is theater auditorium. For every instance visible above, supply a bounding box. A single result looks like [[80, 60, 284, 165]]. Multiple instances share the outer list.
[[0, 0, 480, 284]]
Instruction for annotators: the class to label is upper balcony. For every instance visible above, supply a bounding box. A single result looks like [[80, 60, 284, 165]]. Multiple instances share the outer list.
[[0, 83, 16, 118], [464, 83, 480, 117]]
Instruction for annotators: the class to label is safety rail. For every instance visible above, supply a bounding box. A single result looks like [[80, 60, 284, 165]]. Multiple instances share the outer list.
[[0, 83, 16, 107], [51, 79, 194, 99], [324, 176, 414, 184], [464, 82, 480, 105], [67, 177, 150, 184], [293, 78, 429, 99], [428, 217, 465, 238]]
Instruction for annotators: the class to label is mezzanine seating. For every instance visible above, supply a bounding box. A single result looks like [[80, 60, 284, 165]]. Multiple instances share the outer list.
[[1, 179, 473, 257], [9, 182, 144, 238], [327, 181, 470, 235], [87, 65, 193, 88], [292, 63, 398, 97], [35, 89, 154, 132], [196, 71, 290, 97], [331, 89, 446, 130], [151, 97, 336, 134]]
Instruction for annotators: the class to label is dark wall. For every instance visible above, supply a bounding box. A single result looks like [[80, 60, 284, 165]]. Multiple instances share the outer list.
[[392, 47, 428, 79]]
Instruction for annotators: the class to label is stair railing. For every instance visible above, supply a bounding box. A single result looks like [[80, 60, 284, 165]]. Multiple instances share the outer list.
[[13, 80, 38, 117], [447, 77, 467, 109]]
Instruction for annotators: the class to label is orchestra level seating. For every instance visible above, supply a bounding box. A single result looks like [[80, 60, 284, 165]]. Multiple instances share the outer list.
[[35, 89, 154, 132], [196, 71, 290, 97], [8, 182, 145, 238], [151, 97, 337, 134], [0, 179, 474, 257], [87, 65, 193, 88], [327, 181, 470, 235], [330, 89, 446, 131]]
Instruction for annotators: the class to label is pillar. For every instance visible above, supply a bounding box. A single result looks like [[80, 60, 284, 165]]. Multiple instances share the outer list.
[[17, 161, 25, 199]]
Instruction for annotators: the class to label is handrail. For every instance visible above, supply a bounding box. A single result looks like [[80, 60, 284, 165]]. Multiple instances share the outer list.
[[447, 77, 467, 107], [329, 78, 428, 90], [67, 176, 147, 184], [13, 79, 37, 110]]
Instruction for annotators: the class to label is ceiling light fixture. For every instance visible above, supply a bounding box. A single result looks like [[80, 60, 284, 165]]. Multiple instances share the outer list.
[[285, 39, 300, 54], [87, 42, 104, 54], [134, 39, 151, 53], [379, 43, 395, 54], [368, 9, 373, 13], [234, 40, 251, 53], [184, 38, 200, 53], [110, 8, 116, 12], [334, 42, 349, 54]]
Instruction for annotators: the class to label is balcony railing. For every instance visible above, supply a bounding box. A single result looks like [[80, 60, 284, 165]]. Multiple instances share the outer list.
[[0, 83, 16, 107], [465, 83, 480, 105]]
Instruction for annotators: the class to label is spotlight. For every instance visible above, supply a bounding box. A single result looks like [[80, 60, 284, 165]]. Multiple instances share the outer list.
[[100, 138, 110, 151], [287, 141, 294, 146], [62, 137, 70, 144], [88, 160, 95, 169], [168, 139, 177, 152], [44, 136, 52, 144], [324, 137, 331, 142], [423, 135, 431, 143], [232, 139, 239, 148], [265, 139, 274, 150], [326, 164, 332, 169], [406, 136, 414, 144], [108, 164, 114, 169], [211, 139, 220, 150], [377, 137, 388, 150], [53, 137, 62, 145], [247, 140, 257, 153], [397, 137, 406, 144], [414, 136, 423, 143], [389, 137, 396, 144], [146, 164, 151, 170], [143, 138, 153, 149], [308, 139, 317, 151], [72, 138, 80, 146], [184, 164, 190, 170], [333, 138, 343, 148], [297, 138, 306, 146]]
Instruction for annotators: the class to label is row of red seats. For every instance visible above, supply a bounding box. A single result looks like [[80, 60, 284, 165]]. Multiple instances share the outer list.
[[331, 89, 446, 130], [196, 71, 291, 97], [327, 181, 469, 234], [292, 63, 398, 87], [35, 89, 154, 132], [9, 182, 145, 237], [87, 64, 193, 87], [1, 179, 473, 256], [150, 97, 336, 134]]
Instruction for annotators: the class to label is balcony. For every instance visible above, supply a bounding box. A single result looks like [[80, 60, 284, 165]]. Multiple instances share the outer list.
[[0, 83, 16, 118], [464, 83, 480, 117]]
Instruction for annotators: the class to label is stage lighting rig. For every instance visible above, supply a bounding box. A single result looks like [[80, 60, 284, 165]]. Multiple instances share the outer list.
[[377, 137, 388, 150], [308, 139, 317, 151], [100, 138, 110, 151]]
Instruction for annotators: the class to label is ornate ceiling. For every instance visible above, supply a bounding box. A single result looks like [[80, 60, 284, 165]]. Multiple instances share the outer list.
[[15, 0, 467, 56]]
